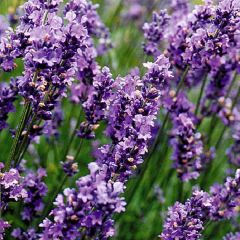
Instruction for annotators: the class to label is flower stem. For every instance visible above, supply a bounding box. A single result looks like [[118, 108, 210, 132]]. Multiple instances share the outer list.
[[6, 101, 31, 169], [62, 108, 82, 161], [74, 139, 83, 162], [195, 72, 208, 116], [14, 114, 37, 167]]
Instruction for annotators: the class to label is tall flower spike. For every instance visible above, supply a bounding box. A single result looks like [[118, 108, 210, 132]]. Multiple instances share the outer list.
[[143, 10, 170, 56], [160, 169, 240, 239], [76, 67, 114, 139], [0, 81, 17, 131], [170, 113, 204, 181], [0, 163, 27, 211], [143, 0, 240, 97], [223, 232, 240, 240], [39, 55, 172, 239], [165, 91, 207, 181], [0, 219, 10, 240], [160, 191, 212, 240], [210, 169, 240, 220], [21, 168, 48, 222], [0, 163, 27, 238], [0, 0, 111, 156], [64, 0, 112, 55]]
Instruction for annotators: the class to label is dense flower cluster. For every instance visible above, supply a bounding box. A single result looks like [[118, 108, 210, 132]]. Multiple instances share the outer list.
[[0, 81, 17, 131], [0, 163, 27, 211], [210, 170, 240, 220], [143, 10, 170, 56], [0, 0, 111, 141], [21, 168, 48, 221], [0, 163, 27, 239], [11, 228, 37, 240], [163, 91, 208, 181], [40, 162, 125, 239], [223, 232, 240, 240], [39, 55, 172, 239], [61, 156, 79, 176], [0, 219, 10, 240], [161, 169, 240, 239], [65, 0, 111, 55], [143, 0, 240, 119], [76, 67, 114, 139], [160, 190, 212, 240], [170, 113, 204, 181]]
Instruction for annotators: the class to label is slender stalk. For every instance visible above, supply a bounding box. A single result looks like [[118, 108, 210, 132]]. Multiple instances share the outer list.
[[16, 139, 30, 166], [142, 142, 170, 200], [15, 84, 57, 166], [14, 114, 37, 167], [108, 0, 123, 28], [206, 114, 218, 146], [147, 111, 169, 161], [215, 125, 227, 150], [6, 69, 40, 169], [62, 108, 82, 161], [176, 65, 189, 95], [74, 139, 83, 162], [6, 102, 31, 169], [195, 72, 208, 116]]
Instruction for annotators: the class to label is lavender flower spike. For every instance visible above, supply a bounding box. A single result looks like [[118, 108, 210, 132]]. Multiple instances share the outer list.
[[0, 219, 10, 240], [0, 163, 27, 211], [160, 169, 240, 239], [160, 191, 212, 240], [223, 232, 240, 240], [39, 55, 172, 239]]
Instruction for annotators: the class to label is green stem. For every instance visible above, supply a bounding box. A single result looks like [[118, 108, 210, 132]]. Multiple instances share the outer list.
[[14, 114, 37, 167], [195, 72, 208, 116], [74, 139, 83, 162], [6, 102, 31, 169], [176, 65, 189, 95], [62, 108, 82, 161], [206, 114, 218, 146], [215, 125, 227, 150]]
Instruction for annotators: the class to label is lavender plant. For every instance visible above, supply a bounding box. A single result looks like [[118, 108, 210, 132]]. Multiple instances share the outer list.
[[0, 0, 239, 239]]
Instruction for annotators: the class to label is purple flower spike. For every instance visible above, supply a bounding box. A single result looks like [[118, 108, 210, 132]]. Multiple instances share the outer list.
[[223, 232, 240, 240], [160, 191, 212, 240], [0, 163, 27, 211], [0, 219, 10, 240], [21, 168, 48, 221]]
